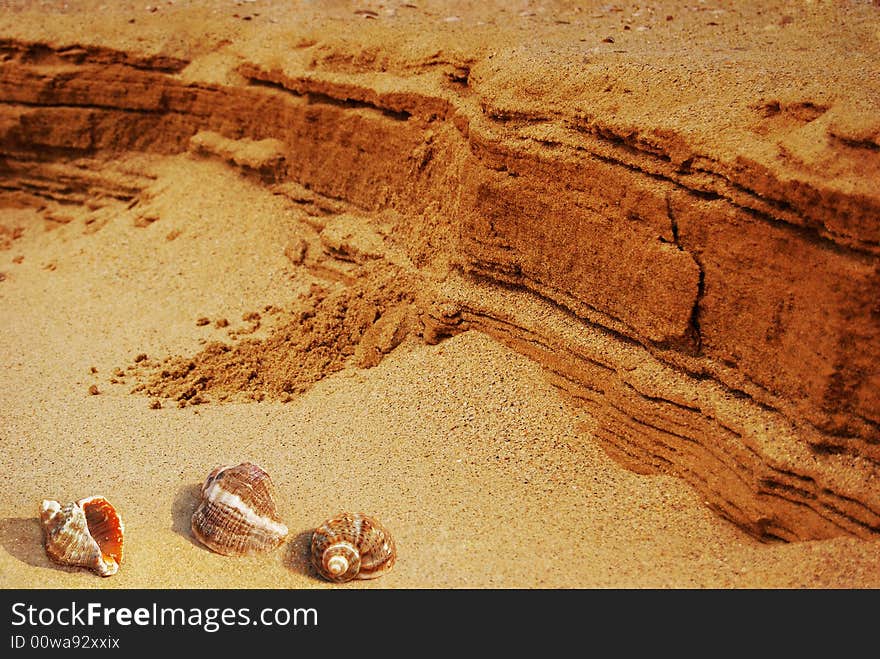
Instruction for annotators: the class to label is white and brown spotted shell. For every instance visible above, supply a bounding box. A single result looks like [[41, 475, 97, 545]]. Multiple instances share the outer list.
[[310, 512, 396, 583], [191, 462, 289, 556], [39, 496, 124, 577]]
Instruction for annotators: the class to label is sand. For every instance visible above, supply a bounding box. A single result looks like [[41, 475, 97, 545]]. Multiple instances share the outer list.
[[1, 1, 879, 589], [0, 152, 876, 589]]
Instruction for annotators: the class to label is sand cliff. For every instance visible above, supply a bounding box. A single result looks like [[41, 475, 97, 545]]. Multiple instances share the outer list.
[[1, 1, 878, 588]]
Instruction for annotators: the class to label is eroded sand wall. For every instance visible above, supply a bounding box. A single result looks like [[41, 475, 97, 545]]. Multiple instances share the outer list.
[[0, 38, 877, 542]]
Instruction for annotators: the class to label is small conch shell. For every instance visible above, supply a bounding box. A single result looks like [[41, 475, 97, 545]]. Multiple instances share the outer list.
[[39, 496, 124, 577], [310, 512, 396, 583], [191, 462, 289, 556]]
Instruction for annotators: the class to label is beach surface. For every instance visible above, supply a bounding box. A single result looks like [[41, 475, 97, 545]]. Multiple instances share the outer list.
[[1, 0, 879, 589]]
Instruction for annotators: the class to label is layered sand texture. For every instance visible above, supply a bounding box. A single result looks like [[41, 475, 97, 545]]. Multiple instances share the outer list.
[[0, 1, 878, 588]]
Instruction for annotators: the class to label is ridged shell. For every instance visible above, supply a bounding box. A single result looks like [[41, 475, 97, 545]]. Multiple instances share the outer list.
[[39, 496, 124, 577], [191, 462, 289, 556], [310, 512, 396, 583]]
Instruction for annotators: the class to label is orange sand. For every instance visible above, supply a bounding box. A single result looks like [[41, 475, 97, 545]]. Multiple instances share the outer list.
[[1, 154, 877, 588], [1, 1, 879, 589]]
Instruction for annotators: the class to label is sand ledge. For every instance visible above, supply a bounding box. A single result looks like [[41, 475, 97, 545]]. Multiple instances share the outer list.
[[1, 1, 879, 588]]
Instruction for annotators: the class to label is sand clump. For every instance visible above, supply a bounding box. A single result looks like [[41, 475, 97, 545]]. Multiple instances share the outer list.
[[130, 260, 420, 406], [0, 1, 879, 589]]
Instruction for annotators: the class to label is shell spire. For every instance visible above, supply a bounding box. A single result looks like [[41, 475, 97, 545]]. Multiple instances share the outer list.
[[191, 462, 289, 556], [39, 496, 124, 577], [310, 512, 396, 583]]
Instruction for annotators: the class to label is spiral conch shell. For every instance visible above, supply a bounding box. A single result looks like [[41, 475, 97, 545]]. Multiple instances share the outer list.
[[191, 462, 289, 556], [39, 496, 124, 577], [310, 512, 396, 583]]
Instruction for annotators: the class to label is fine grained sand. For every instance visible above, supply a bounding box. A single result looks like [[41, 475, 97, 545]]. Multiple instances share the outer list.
[[1, 153, 878, 590], [1, 0, 879, 591]]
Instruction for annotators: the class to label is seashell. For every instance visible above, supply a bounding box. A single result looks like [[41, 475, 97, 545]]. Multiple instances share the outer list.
[[39, 496, 124, 577], [310, 512, 396, 583], [191, 462, 289, 556]]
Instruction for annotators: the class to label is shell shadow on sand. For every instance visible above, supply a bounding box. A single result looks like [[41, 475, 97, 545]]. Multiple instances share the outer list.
[[0, 515, 90, 575], [171, 483, 204, 549], [0, 516, 46, 568], [284, 529, 318, 580]]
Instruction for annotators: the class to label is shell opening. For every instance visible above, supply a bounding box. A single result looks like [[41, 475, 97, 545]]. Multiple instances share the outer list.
[[81, 497, 124, 566]]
